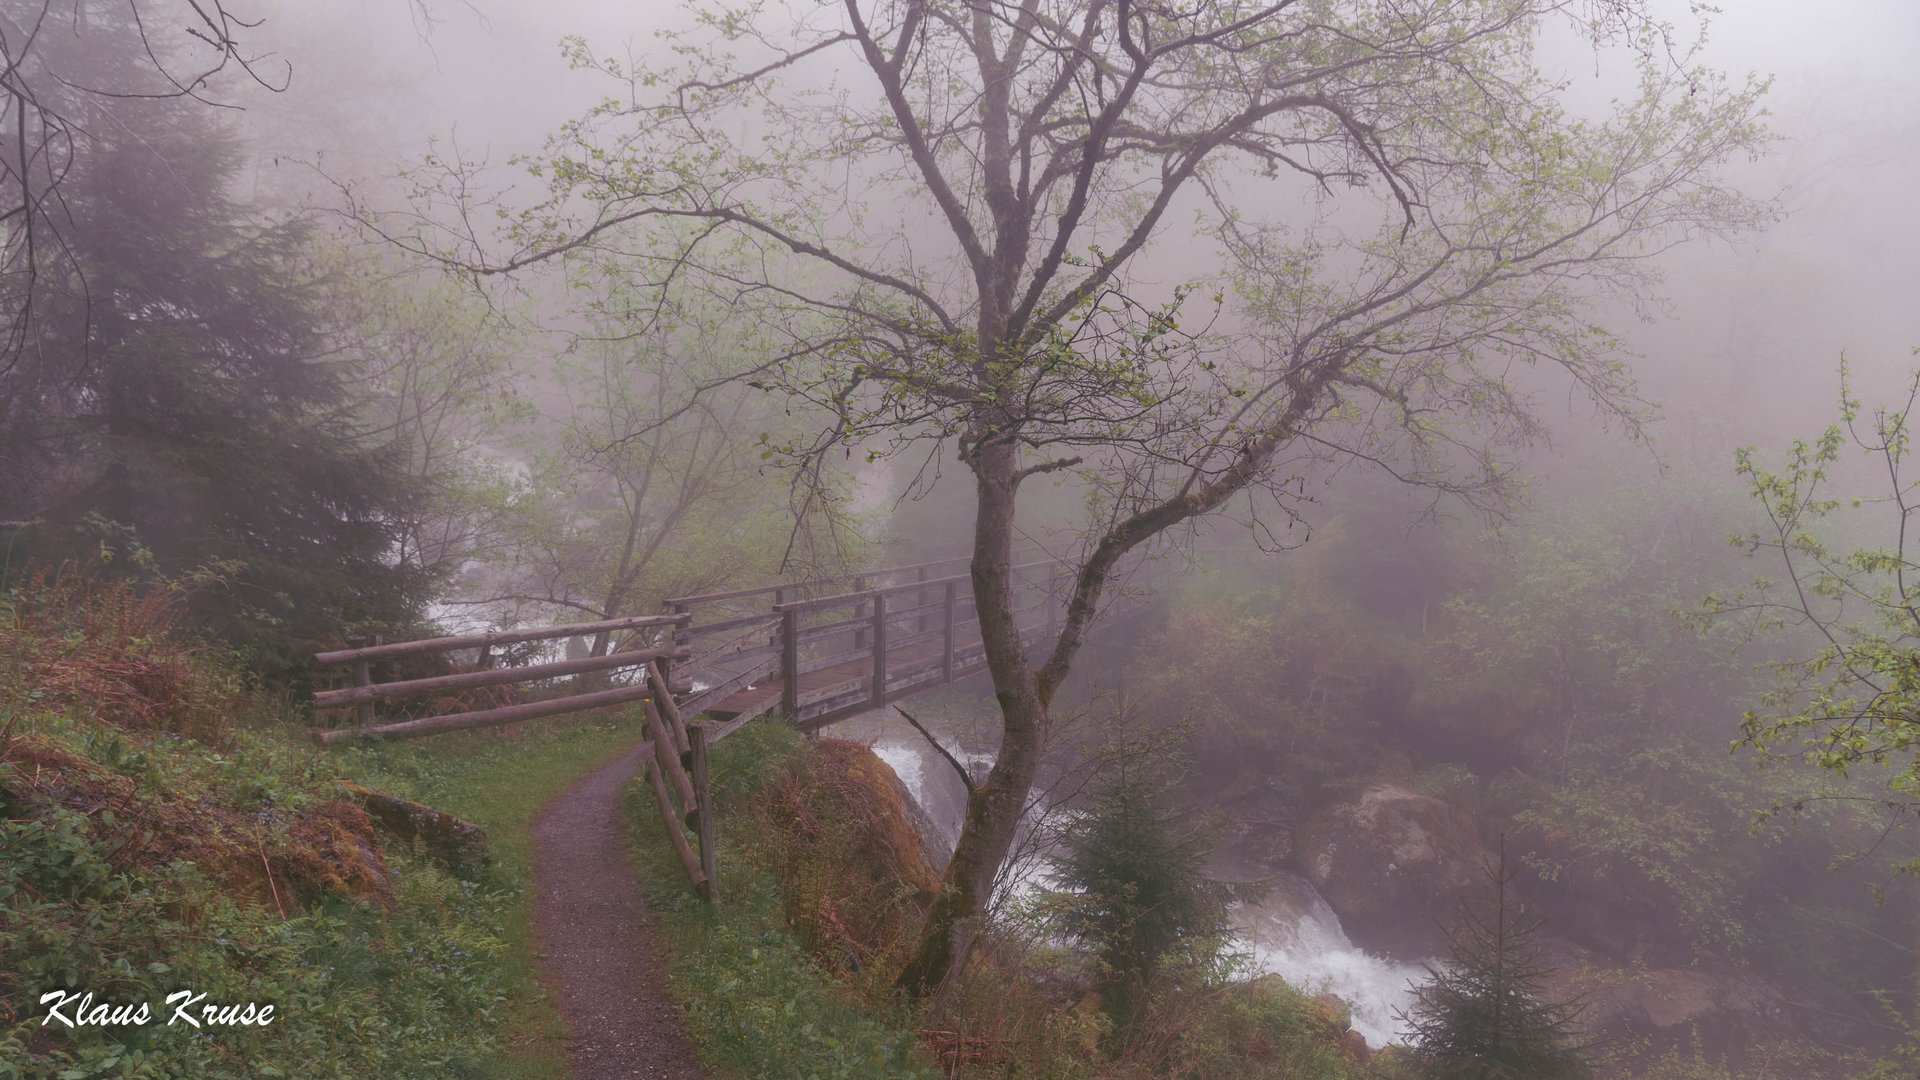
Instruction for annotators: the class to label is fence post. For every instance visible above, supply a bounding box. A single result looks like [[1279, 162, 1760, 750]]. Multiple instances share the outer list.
[[916, 566, 930, 635], [872, 591, 888, 705], [355, 635, 379, 728], [770, 587, 785, 650], [664, 602, 690, 693], [781, 606, 799, 717], [942, 580, 956, 684], [852, 575, 869, 650], [689, 723, 717, 904]]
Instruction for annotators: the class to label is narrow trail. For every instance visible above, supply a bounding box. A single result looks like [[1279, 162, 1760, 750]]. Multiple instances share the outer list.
[[531, 740, 704, 1079]]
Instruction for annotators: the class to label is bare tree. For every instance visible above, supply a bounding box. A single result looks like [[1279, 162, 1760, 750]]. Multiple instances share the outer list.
[[350, 0, 1771, 991]]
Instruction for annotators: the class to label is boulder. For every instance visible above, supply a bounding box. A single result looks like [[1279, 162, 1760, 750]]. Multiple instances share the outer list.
[[1293, 783, 1491, 954], [1543, 960, 1787, 1044]]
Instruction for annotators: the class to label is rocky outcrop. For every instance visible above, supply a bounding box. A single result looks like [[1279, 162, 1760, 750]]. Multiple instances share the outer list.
[[758, 739, 943, 976], [1537, 940, 1788, 1045], [1293, 783, 1491, 954]]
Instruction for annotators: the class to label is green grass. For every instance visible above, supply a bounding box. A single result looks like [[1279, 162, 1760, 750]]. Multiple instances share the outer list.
[[324, 709, 648, 1079], [620, 721, 940, 1079]]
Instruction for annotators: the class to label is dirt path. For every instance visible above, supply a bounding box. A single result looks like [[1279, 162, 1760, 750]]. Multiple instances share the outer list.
[[532, 740, 704, 1079]]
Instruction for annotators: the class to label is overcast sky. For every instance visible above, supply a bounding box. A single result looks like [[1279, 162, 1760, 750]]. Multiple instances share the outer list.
[[241, 0, 1920, 460]]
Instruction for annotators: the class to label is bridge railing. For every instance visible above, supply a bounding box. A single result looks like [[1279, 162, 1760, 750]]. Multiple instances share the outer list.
[[763, 557, 1067, 727], [662, 549, 1052, 682], [310, 547, 1071, 742], [308, 611, 690, 743]]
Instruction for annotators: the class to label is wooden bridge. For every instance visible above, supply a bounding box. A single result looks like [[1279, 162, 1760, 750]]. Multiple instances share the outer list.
[[309, 551, 1067, 900], [308, 549, 1068, 744]]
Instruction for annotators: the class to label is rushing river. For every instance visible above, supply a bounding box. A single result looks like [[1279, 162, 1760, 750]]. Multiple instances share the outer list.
[[857, 716, 1427, 1046]]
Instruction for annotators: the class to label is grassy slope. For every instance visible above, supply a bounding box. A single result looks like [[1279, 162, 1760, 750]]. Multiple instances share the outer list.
[[619, 721, 940, 1079], [324, 710, 648, 1079]]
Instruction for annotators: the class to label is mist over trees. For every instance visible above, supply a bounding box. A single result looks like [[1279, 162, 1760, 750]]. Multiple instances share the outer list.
[[6, 0, 1920, 1076], [0, 7, 440, 675], [352, 0, 1771, 992]]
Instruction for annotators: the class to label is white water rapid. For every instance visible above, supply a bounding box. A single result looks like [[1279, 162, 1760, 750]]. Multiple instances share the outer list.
[[858, 716, 1428, 1047], [1234, 874, 1427, 1046]]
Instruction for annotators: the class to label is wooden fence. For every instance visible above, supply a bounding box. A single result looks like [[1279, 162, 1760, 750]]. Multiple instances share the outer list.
[[309, 611, 690, 743]]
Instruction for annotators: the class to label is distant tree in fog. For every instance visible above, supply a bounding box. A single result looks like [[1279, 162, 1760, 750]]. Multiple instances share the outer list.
[[0, 0, 439, 376], [458, 307, 848, 643], [0, 1, 289, 375], [0, 10, 432, 678], [351, 0, 1773, 991]]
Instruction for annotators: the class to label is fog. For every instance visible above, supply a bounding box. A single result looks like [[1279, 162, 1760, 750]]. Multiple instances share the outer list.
[[8, 0, 1920, 1075]]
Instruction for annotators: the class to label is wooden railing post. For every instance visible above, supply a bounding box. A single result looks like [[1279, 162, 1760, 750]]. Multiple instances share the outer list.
[[689, 722, 717, 904], [916, 566, 930, 635], [781, 606, 799, 717], [770, 587, 785, 651], [871, 591, 888, 705], [664, 601, 690, 692], [355, 635, 378, 728], [942, 580, 956, 684], [852, 575, 869, 650]]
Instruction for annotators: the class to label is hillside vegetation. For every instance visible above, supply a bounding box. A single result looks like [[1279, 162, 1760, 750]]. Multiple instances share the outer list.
[[620, 722, 1380, 1079], [0, 570, 633, 1077]]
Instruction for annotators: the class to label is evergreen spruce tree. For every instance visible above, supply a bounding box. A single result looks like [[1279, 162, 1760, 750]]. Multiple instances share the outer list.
[[1397, 842, 1592, 1080], [1047, 742, 1237, 1024], [0, 3, 430, 678]]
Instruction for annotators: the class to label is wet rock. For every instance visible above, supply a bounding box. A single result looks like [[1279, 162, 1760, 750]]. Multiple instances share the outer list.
[[887, 763, 955, 873], [1293, 783, 1491, 955], [1304, 988, 1373, 1066], [1340, 1028, 1373, 1065], [1223, 807, 1295, 867]]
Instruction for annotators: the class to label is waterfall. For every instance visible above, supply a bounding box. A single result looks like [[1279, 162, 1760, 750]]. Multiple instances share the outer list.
[[1234, 873, 1428, 1047], [865, 719, 1426, 1047]]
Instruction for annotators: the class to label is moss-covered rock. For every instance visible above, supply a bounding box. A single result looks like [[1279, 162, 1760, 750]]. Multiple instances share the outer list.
[[342, 780, 492, 876]]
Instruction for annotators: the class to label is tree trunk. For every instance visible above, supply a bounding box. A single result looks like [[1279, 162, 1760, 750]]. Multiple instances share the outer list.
[[897, 438, 1046, 995]]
